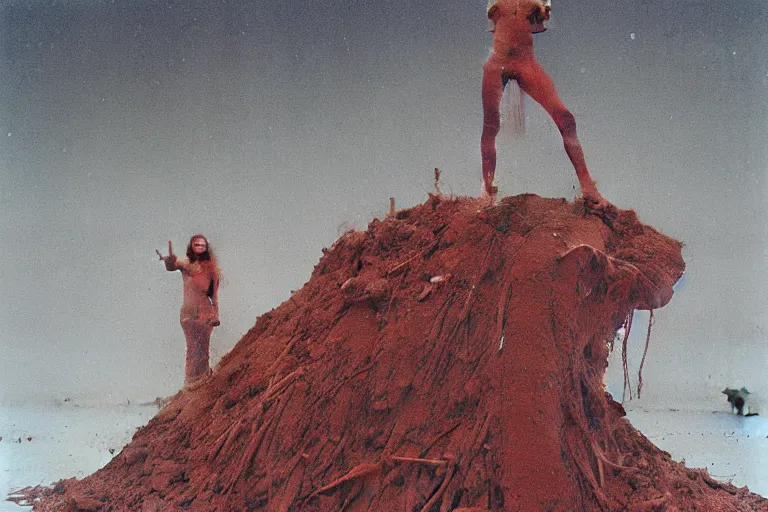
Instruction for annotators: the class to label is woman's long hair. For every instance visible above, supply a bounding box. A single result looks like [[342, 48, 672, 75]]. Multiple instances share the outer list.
[[186, 234, 221, 281]]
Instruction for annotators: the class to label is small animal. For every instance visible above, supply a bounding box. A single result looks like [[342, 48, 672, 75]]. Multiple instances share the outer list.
[[722, 387, 750, 415]]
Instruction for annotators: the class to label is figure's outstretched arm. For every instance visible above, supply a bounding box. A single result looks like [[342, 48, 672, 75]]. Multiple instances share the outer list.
[[157, 240, 187, 272]]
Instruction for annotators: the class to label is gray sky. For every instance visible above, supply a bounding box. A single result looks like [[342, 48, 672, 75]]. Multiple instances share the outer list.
[[1, 0, 767, 406]]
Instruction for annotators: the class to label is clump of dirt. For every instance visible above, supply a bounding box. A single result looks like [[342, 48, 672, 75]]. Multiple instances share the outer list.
[[23, 194, 768, 511]]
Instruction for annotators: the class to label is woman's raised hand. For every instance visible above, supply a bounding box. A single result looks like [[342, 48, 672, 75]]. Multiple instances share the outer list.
[[156, 240, 174, 260]]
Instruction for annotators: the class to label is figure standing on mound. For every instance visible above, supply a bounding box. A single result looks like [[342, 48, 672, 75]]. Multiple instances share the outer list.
[[157, 235, 220, 388], [481, 0, 608, 209]]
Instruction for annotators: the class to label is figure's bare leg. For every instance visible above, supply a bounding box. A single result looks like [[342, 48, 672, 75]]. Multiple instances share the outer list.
[[182, 321, 212, 386], [481, 60, 503, 199], [515, 59, 609, 209]]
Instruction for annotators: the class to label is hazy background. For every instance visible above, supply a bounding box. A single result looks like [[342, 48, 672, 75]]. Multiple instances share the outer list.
[[1, 0, 766, 408]]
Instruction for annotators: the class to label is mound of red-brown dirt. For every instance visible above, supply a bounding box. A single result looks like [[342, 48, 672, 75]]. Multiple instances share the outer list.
[[24, 194, 768, 511]]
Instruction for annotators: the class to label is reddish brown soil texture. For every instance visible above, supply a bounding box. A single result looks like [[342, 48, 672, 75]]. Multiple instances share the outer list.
[[28, 195, 768, 511]]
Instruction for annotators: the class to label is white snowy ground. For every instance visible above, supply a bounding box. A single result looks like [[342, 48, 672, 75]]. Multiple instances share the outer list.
[[0, 403, 157, 511], [624, 406, 768, 497], [1, 403, 766, 511]]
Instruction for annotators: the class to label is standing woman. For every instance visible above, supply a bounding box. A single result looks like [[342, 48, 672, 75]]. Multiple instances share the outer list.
[[157, 234, 220, 387], [481, 0, 608, 209]]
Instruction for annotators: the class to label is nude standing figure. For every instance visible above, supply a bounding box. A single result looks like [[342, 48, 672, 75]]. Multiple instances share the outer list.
[[481, 0, 608, 209], [157, 235, 220, 388]]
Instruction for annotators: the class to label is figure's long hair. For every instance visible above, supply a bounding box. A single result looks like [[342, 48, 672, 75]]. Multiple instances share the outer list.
[[186, 234, 221, 280]]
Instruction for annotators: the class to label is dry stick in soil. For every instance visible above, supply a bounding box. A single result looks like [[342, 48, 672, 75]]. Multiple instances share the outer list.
[[571, 359, 633, 474], [313, 364, 375, 411], [442, 234, 499, 356], [265, 336, 301, 376], [389, 456, 450, 468], [563, 359, 630, 501], [385, 455, 457, 512], [225, 388, 294, 493], [386, 236, 442, 277], [418, 421, 463, 458], [426, 293, 472, 387], [263, 367, 305, 403], [420, 461, 457, 512], [565, 434, 614, 510], [310, 431, 350, 483], [211, 420, 248, 461], [413, 298, 458, 390], [494, 275, 514, 349], [307, 462, 382, 501], [445, 234, 500, 337]]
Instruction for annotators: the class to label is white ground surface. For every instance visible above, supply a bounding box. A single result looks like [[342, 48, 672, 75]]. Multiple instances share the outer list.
[[1, 403, 766, 510], [624, 406, 768, 497], [0, 404, 157, 511]]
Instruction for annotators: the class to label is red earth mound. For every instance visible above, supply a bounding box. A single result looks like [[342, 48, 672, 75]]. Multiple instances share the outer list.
[[24, 194, 768, 511]]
